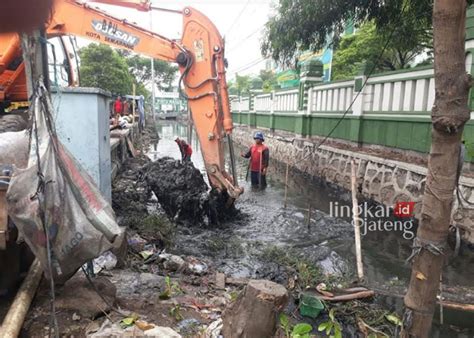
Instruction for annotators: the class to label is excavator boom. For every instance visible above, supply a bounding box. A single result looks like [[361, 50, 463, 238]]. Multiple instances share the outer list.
[[0, 0, 241, 199]]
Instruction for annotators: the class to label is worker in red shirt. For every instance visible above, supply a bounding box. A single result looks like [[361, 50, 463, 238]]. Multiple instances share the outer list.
[[241, 131, 269, 187], [114, 96, 123, 116], [175, 138, 193, 162]]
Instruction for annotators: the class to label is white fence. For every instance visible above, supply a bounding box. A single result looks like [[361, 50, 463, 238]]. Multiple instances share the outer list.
[[308, 81, 353, 113], [274, 89, 299, 112], [364, 68, 434, 113], [254, 93, 272, 112], [307, 67, 435, 116], [231, 66, 440, 116]]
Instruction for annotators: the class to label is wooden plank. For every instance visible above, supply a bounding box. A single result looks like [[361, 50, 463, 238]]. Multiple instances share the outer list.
[[125, 136, 138, 158]]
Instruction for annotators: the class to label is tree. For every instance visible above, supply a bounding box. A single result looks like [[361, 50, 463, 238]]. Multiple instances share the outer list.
[[234, 74, 251, 95], [119, 51, 177, 91], [403, 1, 471, 336], [259, 69, 277, 92], [261, 0, 433, 65], [331, 21, 431, 80], [79, 43, 133, 95]]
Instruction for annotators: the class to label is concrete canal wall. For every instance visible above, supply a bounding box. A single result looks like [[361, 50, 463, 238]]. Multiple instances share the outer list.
[[232, 126, 474, 244]]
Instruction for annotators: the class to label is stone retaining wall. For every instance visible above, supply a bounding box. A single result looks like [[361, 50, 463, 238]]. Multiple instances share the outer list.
[[232, 126, 474, 244]]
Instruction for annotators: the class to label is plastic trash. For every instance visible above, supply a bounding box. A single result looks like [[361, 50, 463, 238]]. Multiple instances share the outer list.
[[93, 251, 118, 274], [203, 319, 223, 338], [187, 257, 208, 275], [127, 234, 147, 253], [177, 318, 201, 335], [299, 293, 324, 319]]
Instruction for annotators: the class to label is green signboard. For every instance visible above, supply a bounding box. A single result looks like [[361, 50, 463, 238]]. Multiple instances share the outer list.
[[276, 69, 300, 88]]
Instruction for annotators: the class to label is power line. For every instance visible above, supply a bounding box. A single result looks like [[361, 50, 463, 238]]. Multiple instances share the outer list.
[[229, 57, 266, 76], [226, 24, 266, 52], [225, 0, 251, 37]]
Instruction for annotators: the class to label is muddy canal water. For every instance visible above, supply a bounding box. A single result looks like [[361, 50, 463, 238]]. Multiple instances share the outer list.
[[149, 121, 474, 334]]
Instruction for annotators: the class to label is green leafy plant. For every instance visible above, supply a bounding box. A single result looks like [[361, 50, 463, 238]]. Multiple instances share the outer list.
[[292, 323, 313, 338], [318, 308, 342, 338], [279, 314, 313, 338], [280, 314, 292, 337], [385, 313, 402, 327], [159, 276, 182, 300], [169, 303, 183, 321], [120, 313, 139, 328], [229, 290, 239, 302]]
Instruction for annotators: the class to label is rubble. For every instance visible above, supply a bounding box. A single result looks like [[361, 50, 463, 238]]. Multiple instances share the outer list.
[[159, 253, 185, 272]]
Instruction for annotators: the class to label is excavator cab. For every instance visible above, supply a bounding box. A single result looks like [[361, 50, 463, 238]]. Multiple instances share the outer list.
[[46, 36, 80, 88]]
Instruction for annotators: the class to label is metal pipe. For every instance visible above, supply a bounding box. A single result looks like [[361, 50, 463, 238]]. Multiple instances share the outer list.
[[150, 6, 183, 14], [227, 134, 238, 187]]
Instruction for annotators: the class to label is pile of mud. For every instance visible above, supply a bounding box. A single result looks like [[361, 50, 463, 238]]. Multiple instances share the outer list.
[[112, 155, 151, 216], [145, 157, 235, 226], [145, 157, 210, 225]]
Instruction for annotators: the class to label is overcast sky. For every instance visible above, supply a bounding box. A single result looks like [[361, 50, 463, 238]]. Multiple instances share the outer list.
[[79, 0, 276, 81]]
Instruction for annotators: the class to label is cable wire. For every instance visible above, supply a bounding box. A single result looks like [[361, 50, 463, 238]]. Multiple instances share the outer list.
[[225, 0, 251, 37], [229, 57, 265, 76], [226, 24, 266, 52]]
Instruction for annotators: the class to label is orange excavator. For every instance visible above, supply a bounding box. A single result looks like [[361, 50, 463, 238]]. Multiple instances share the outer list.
[[0, 0, 242, 199], [0, 0, 242, 293]]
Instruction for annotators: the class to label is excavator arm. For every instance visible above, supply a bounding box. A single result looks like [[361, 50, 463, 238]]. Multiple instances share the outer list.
[[0, 0, 242, 200]]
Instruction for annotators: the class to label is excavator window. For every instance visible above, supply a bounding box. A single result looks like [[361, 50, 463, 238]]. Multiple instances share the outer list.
[[62, 36, 80, 86], [46, 37, 70, 87]]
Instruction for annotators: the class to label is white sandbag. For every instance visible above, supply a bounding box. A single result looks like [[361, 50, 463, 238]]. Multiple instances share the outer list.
[[6, 83, 123, 283], [0, 131, 29, 168]]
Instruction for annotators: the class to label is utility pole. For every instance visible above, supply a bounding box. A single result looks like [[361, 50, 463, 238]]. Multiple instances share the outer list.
[[402, 1, 471, 337], [150, 10, 156, 122]]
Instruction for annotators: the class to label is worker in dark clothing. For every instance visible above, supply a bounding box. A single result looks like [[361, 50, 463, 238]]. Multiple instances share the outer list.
[[241, 131, 269, 187], [175, 138, 193, 162]]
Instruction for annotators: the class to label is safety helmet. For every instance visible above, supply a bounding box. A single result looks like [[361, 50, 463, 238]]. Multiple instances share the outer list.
[[254, 131, 264, 141]]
